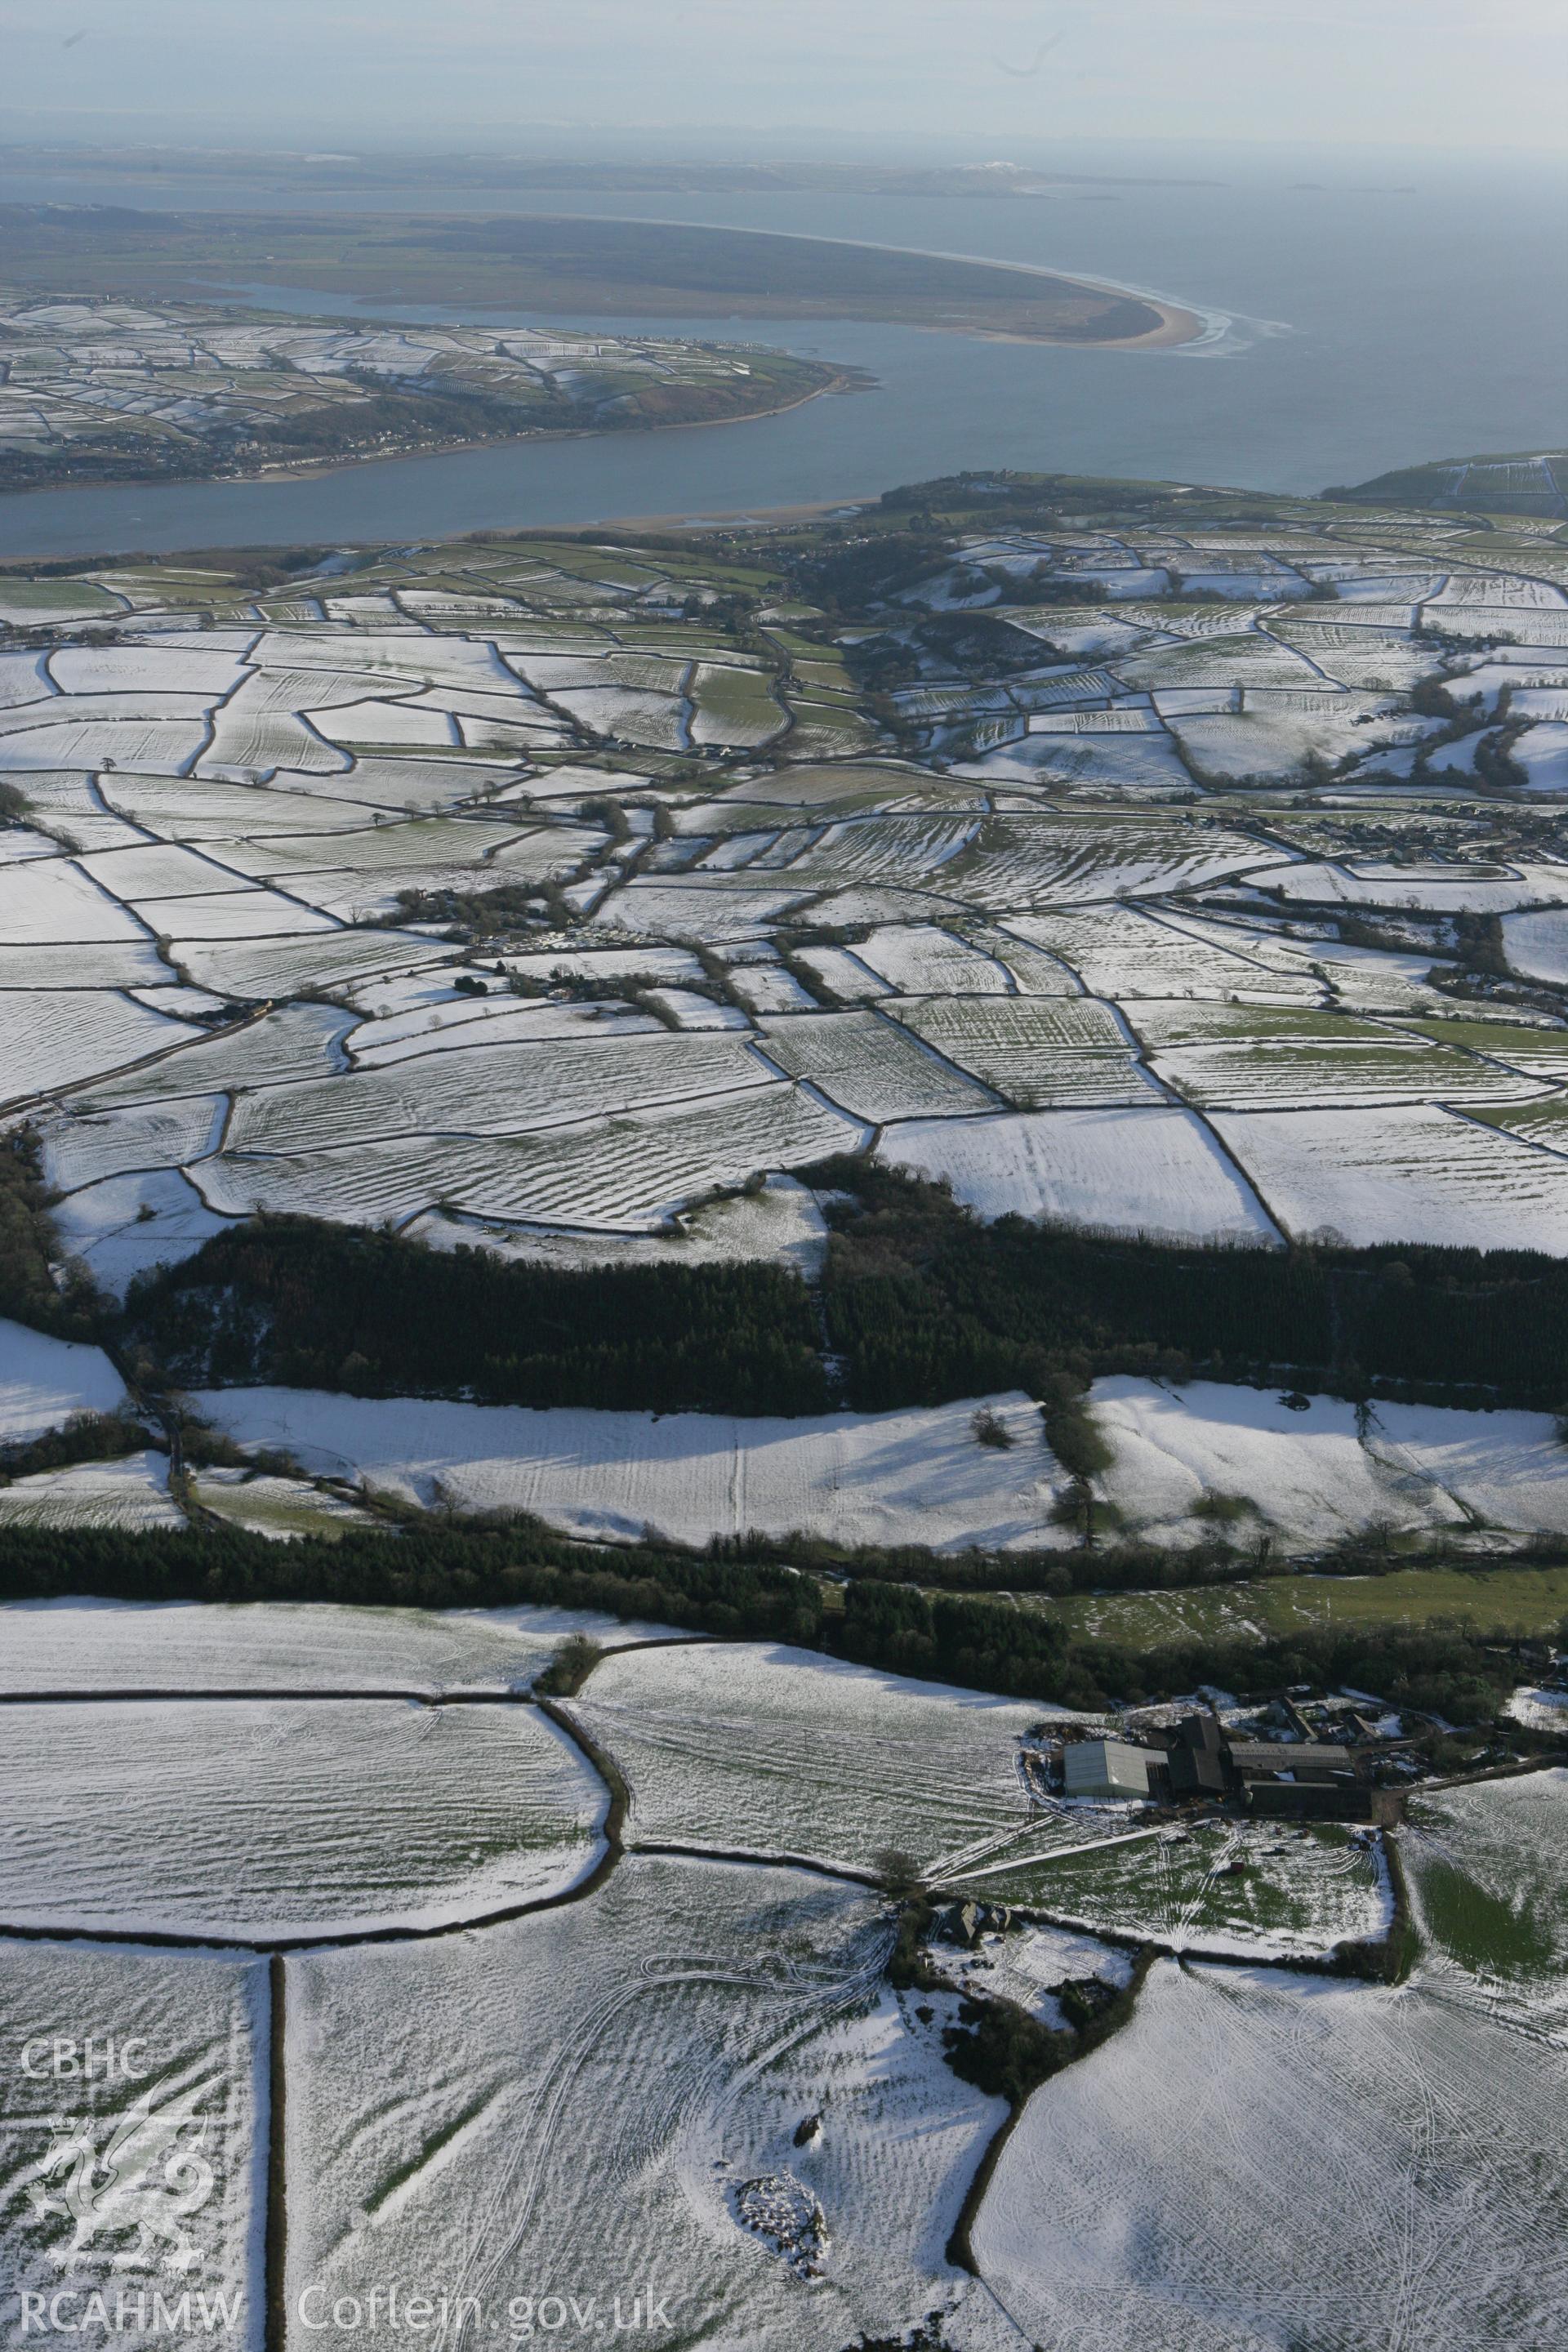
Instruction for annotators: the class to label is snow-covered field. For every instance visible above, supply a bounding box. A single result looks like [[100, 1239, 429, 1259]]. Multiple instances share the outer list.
[[0, 1938, 267, 2350], [1088, 1375, 1460, 1550], [973, 1953, 1568, 2352], [566, 1639, 1082, 1878], [0, 1596, 680, 1693], [1369, 1401, 1568, 1534], [220, 1030, 768, 1155], [0, 1449, 186, 1530], [1006, 903, 1322, 1003], [0, 1574, 1558, 2350], [39, 1095, 226, 1192], [282, 1854, 1006, 2352], [0, 985, 206, 1107], [1213, 1102, 1568, 1251], [849, 923, 1013, 996], [1080, 1376, 1568, 1549], [167, 1371, 1568, 1552], [756, 1007, 996, 1120], [0, 1698, 607, 1936], [877, 1105, 1279, 1241], [2, 510, 1568, 1619], [410, 1169, 828, 1276], [1503, 906, 1568, 984], [0, 1315, 128, 1440], [48, 1165, 235, 1296], [0, 514, 1562, 1305], [1506, 1685, 1568, 1733], [188, 1386, 1064, 1551], [937, 1915, 1137, 2027], [193, 1082, 859, 1232], [892, 995, 1154, 1108]]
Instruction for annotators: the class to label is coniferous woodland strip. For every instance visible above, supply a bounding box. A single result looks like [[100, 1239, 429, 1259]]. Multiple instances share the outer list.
[[813, 1160, 1568, 1412], [119, 1166, 1568, 1415], [123, 1220, 829, 1414]]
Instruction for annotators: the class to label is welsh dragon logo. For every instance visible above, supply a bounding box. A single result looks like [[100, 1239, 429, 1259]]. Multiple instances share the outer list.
[[20, 2098, 216, 2276]]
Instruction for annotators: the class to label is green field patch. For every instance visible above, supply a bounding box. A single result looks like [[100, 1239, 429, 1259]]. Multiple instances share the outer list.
[[690, 662, 789, 748], [1410, 1850, 1557, 1978], [781, 696, 883, 754], [1391, 1017, 1568, 1083], [1126, 1000, 1547, 1109], [1404, 1771, 1568, 2038], [1051, 1561, 1568, 1650], [1470, 1092, 1568, 1154], [964, 1817, 1387, 1956]]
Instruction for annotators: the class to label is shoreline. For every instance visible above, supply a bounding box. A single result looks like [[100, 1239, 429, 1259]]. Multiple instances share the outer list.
[[583, 493, 879, 534], [1076, 296, 1205, 349], [968, 296, 1203, 350], [439, 217, 1212, 350], [0, 238, 1210, 535], [0, 363, 867, 516], [465, 215, 1213, 350]]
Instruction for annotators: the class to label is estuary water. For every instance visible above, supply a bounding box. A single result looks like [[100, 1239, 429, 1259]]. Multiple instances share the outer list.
[[0, 145, 1562, 557]]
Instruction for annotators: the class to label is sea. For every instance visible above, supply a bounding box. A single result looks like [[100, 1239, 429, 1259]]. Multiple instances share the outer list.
[[0, 141, 1562, 557]]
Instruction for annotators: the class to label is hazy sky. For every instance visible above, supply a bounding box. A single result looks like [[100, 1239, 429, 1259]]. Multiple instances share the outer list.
[[3, 0, 1566, 155]]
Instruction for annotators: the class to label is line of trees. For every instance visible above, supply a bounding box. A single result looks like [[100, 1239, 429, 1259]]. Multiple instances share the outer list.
[[0, 1518, 1534, 1729], [0, 1521, 822, 1646], [0, 1134, 102, 1343]]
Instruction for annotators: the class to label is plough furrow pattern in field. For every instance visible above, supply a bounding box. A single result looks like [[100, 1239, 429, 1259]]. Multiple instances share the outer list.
[[974, 1949, 1568, 2352], [222, 1032, 770, 1155]]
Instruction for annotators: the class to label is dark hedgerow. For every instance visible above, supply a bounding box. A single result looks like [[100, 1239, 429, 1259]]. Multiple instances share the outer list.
[[0, 1520, 1530, 1728]]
